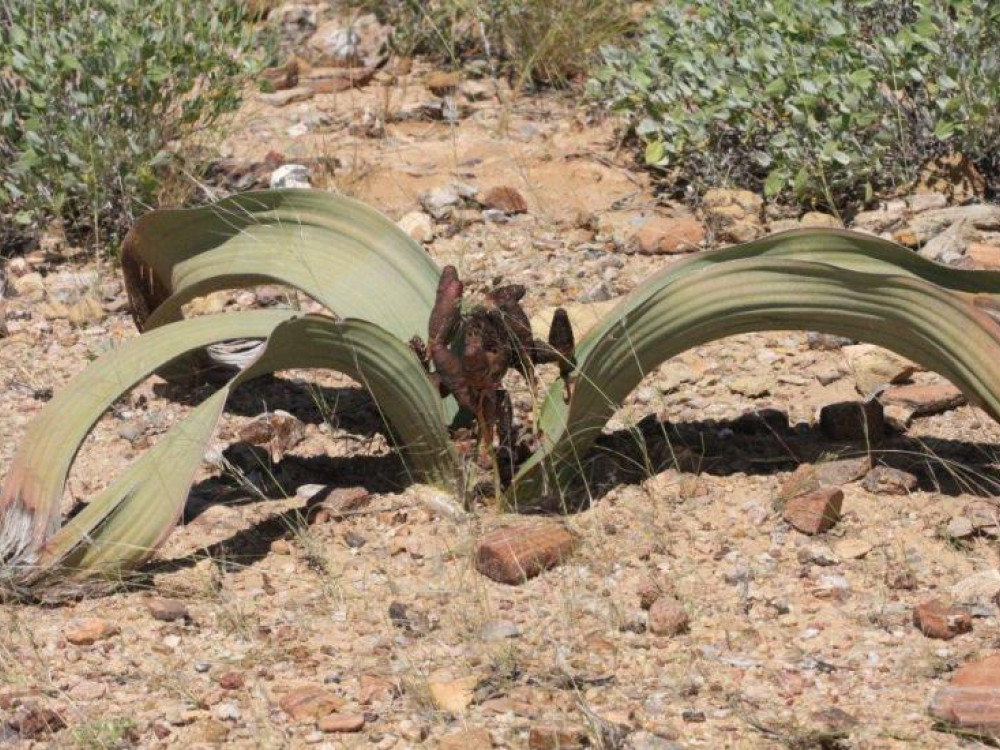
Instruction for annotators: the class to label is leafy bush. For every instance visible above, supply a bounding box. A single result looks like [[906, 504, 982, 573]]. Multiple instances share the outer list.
[[589, 0, 1000, 211], [0, 0, 272, 247], [353, 0, 632, 87]]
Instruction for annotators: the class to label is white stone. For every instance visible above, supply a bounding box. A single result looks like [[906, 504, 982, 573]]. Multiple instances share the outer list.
[[270, 164, 312, 190]]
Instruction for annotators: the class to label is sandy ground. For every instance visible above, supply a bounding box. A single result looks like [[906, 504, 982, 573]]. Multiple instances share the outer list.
[[2, 53, 1000, 750]]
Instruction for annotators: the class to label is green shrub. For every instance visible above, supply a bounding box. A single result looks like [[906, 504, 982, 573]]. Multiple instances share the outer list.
[[589, 0, 1000, 212], [0, 0, 273, 248], [354, 0, 631, 87]]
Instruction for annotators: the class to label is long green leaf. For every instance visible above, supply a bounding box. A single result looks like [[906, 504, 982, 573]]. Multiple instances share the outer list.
[[121, 189, 442, 343], [1, 313, 458, 591], [508, 231, 1000, 507], [0, 310, 297, 571]]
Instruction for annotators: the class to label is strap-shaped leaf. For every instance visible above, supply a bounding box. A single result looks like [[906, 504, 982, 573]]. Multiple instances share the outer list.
[[1, 313, 459, 590], [508, 236, 1000, 507], [0, 310, 297, 570], [121, 189, 442, 344]]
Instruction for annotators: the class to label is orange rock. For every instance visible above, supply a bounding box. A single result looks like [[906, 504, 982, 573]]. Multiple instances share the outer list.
[[892, 228, 919, 247], [528, 725, 588, 750], [358, 674, 399, 705], [317, 714, 365, 733], [482, 186, 528, 214], [219, 672, 244, 690], [782, 488, 844, 535], [779, 457, 870, 501], [475, 523, 577, 584], [278, 685, 343, 721], [65, 618, 119, 646], [648, 596, 690, 636], [930, 653, 1000, 733], [881, 382, 965, 417], [966, 243, 1000, 270], [426, 70, 461, 97], [632, 216, 705, 254], [913, 598, 972, 640], [427, 676, 479, 714]]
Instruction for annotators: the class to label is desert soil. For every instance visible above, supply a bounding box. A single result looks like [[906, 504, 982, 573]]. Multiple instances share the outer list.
[[3, 25, 1000, 750]]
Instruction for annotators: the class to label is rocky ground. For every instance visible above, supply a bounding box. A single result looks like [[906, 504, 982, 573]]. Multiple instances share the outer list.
[[4, 5, 1000, 749]]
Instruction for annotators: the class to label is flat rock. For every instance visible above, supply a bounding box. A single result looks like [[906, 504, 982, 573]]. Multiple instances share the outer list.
[[966, 501, 1000, 536], [779, 458, 870, 500], [951, 569, 1000, 608], [782, 488, 843, 535], [905, 204, 1000, 245], [883, 403, 916, 431], [810, 707, 858, 734], [918, 217, 969, 261], [146, 597, 189, 622], [798, 543, 839, 566], [914, 598, 972, 639], [475, 523, 577, 585], [834, 538, 874, 559], [852, 207, 904, 233], [358, 675, 399, 705], [68, 680, 107, 701], [278, 686, 344, 721], [482, 186, 528, 214], [947, 515, 976, 539], [65, 618, 119, 646], [317, 714, 365, 733], [880, 382, 965, 417], [843, 344, 916, 395], [930, 653, 1000, 733], [631, 215, 705, 254], [315, 487, 371, 521], [427, 676, 479, 714], [807, 332, 853, 350], [861, 465, 918, 495]]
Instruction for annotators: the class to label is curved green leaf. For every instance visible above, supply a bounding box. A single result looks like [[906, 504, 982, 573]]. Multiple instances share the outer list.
[[508, 234, 1000, 507], [1, 313, 458, 590], [121, 189, 442, 344]]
